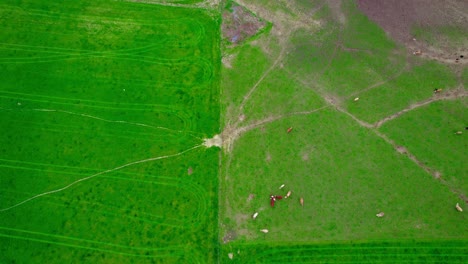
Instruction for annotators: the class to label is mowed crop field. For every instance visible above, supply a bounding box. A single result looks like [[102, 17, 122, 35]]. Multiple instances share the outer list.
[[0, 0, 220, 263], [219, 0, 467, 263]]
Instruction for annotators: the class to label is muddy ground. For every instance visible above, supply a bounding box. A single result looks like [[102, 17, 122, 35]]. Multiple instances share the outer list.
[[356, 0, 468, 64], [221, 2, 266, 44]]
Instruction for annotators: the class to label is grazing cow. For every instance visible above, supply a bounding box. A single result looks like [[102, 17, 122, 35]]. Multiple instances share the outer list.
[[287, 127, 293, 133], [270, 195, 283, 207], [434, 88, 443, 93], [285, 190, 292, 199], [456, 203, 463, 212], [354, 97, 360, 101], [455, 131, 462, 135], [413, 50, 422, 55], [300, 197, 304, 206], [252, 212, 259, 219], [279, 184, 285, 189], [376, 212, 385, 217], [260, 229, 269, 233]]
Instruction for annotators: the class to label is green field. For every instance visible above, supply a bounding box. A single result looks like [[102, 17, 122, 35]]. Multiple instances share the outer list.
[[1, 0, 467, 263], [0, 0, 220, 263]]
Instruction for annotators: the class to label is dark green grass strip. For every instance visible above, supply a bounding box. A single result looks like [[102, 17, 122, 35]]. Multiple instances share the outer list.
[[222, 241, 468, 263]]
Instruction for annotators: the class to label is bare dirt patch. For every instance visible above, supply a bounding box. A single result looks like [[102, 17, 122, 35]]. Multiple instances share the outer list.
[[203, 134, 222, 148], [356, 0, 468, 64], [222, 230, 237, 244], [221, 2, 267, 44], [395, 146, 407, 154]]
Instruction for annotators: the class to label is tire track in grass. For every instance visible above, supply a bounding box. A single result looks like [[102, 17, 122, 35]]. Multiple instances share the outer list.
[[0, 43, 161, 62], [0, 96, 196, 136], [0, 157, 212, 227], [0, 91, 188, 110], [1, 172, 210, 228], [29, 108, 202, 140], [0, 144, 203, 212], [0, 5, 205, 46], [0, 227, 186, 259], [238, 242, 468, 264]]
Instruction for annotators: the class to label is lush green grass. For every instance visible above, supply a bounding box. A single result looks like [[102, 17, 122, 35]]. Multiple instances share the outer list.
[[379, 99, 468, 194], [0, 0, 220, 263]]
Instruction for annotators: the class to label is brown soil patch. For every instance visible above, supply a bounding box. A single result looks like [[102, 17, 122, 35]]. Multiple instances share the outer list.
[[222, 230, 237, 244], [356, 0, 468, 63], [222, 2, 267, 44], [396, 146, 407, 154]]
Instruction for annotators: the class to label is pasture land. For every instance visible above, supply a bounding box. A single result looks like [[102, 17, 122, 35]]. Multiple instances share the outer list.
[[379, 99, 468, 195], [219, 0, 467, 262], [1, 0, 467, 263], [0, 0, 220, 263]]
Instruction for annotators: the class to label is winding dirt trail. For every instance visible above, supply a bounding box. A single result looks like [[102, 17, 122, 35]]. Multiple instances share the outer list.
[[220, 0, 468, 207], [222, 106, 329, 152], [374, 87, 468, 128]]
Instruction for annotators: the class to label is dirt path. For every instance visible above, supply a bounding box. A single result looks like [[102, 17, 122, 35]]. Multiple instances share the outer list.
[[347, 60, 410, 99], [222, 106, 329, 152], [282, 60, 468, 204], [220, 0, 468, 207], [375, 130, 468, 203], [374, 87, 468, 128], [238, 48, 286, 112]]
